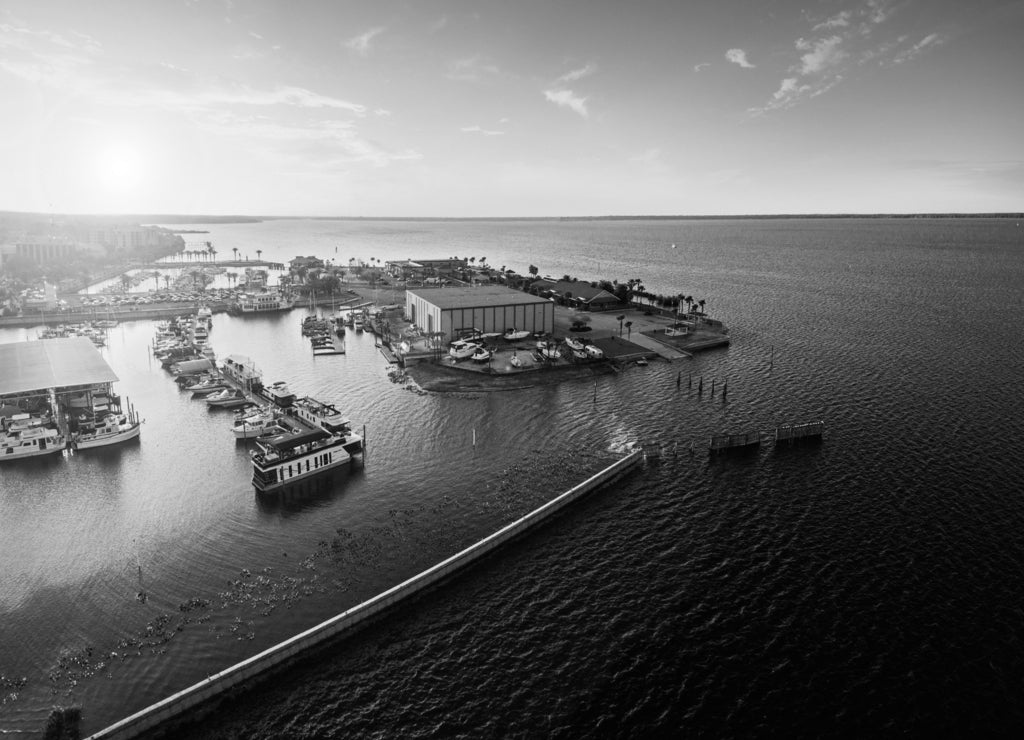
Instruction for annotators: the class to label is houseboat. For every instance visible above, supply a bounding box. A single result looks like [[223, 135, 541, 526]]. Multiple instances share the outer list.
[[221, 355, 262, 392], [250, 428, 352, 492], [289, 397, 363, 454], [264, 381, 296, 408], [233, 288, 295, 314]]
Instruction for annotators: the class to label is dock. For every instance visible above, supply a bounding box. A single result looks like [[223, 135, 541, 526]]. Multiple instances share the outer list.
[[708, 431, 762, 454], [708, 421, 825, 454], [311, 333, 346, 356]]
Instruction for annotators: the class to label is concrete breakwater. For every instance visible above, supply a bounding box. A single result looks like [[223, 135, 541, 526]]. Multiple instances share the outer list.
[[88, 448, 644, 739]]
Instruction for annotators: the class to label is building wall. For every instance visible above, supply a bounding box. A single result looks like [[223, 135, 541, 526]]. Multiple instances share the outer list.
[[405, 291, 554, 341]]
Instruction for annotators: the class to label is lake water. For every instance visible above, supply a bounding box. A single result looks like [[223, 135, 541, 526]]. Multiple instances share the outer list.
[[2, 217, 1023, 737]]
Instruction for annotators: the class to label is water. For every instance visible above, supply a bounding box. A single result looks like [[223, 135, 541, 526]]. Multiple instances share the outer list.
[[2, 218, 1023, 736]]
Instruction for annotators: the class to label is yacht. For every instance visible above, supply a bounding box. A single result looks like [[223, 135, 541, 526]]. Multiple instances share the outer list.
[[264, 381, 296, 408], [72, 414, 140, 450], [1, 426, 65, 460], [232, 406, 280, 440]]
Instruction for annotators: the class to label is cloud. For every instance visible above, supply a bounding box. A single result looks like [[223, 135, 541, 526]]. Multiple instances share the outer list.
[[694, 62, 711, 72], [725, 48, 755, 68], [796, 35, 845, 74], [752, 0, 938, 114], [813, 11, 852, 31], [460, 125, 504, 136], [557, 63, 596, 83], [892, 33, 945, 64], [446, 55, 499, 81], [345, 27, 384, 56], [543, 89, 588, 118]]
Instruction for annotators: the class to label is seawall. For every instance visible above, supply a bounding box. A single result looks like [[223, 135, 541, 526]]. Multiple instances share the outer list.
[[88, 448, 644, 739]]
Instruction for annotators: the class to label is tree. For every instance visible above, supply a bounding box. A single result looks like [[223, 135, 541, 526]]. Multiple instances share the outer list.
[[625, 320, 633, 340], [528, 264, 539, 277], [256, 249, 262, 262], [616, 314, 625, 336], [152, 271, 161, 290], [698, 298, 706, 314], [232, 247, 239, 262], [163, 274, 171, 290]]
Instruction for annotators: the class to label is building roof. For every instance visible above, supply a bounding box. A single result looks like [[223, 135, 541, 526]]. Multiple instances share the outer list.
[[531, 278, 620, 305], [408, 285, 552, 310], [0, 337, 119, 396]]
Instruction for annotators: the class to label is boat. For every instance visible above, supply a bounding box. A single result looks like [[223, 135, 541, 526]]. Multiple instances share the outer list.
[[232, 406, 279, 439], [1, 426, 65, 460], [565, 337, 585, 351], [585, 344, 604, 359], [503, 328, 530, 341], [471, 347, 491, 362], [234, 289, 295, 313], [205, 389, 250, 408], [188, 378, 228, 396], [250, 428, 352, 492], [289, 397, 363, 453], [449, 340, 479, 360], [72, 414, 140, 450], [635, 358, 649, 366], [264, 381, 296, 408], [220, 355, 262, 392]]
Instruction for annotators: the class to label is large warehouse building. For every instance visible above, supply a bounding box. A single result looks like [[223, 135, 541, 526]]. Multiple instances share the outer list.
[[406, 286, 554, 340]]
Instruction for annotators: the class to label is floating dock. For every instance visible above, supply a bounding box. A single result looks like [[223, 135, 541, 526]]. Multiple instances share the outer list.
[[708, 431, 762, 454], [774, 421, 825, 444]]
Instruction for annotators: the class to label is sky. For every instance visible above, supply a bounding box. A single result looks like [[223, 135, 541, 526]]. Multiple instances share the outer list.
[[1, 0, 1022, 217]]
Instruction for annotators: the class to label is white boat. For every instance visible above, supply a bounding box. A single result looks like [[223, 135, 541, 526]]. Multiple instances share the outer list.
[[585, 344, 604, 358], [449, 340, 479, 360], [73, 414, 140, 450], [503, 328, 530, 341], [1, 426, 65, 461], [565, 337, 585, 351], [205, 389, 249, 408], [264, 381, 296, 407], [250, 428, 352, 492], [471, 347, 491, 362], [232, 407, 279, 439], [510, 354, 523, 368], [234, 289, 295, 313], [189, 378, 228, 396]]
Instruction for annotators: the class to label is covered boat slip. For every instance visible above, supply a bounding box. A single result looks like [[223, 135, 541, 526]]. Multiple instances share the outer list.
[[0, 337, 119, 399]]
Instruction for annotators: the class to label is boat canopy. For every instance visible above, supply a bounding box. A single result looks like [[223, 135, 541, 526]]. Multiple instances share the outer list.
[[262, 428, 330, 452]]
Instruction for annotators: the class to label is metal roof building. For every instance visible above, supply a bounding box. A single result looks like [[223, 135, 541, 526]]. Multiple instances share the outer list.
[[406, 286, 554, 340], [0, 338, 119, 398]]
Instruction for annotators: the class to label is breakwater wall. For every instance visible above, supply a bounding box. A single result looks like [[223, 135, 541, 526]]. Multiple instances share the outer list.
[[88, 448, 644, 739]]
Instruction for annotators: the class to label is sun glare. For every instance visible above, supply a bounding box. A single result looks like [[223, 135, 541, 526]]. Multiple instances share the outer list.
[[94, 143, 145, 192]]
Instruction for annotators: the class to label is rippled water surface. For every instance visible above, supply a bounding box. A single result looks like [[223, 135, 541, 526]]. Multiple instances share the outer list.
[[2, 218, 1023, 736]]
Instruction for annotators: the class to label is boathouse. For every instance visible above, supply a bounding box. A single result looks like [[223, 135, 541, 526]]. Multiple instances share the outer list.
[[405, 286, 554, 341], [0, 337, 119, 411]]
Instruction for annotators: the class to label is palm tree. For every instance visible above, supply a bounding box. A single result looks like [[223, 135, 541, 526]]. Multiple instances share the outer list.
[[698, 299, 706, 315], [256, 249, 262, 263], [163, 274, 171, 290], [232, 247, 238, 262], [152, 271, 161, 290], [616, 314, 626, 336], [207, 244, 217, 263], [625, 320, 633, 340]]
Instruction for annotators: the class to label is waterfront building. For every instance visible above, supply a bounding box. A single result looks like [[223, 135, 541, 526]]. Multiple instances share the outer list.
[[528, 278, 621, 311], [405, 286, 554, 341], [385, 258, 468, 282]]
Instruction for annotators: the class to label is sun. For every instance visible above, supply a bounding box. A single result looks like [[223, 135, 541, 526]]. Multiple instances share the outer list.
[[94, 143, 145, 192]]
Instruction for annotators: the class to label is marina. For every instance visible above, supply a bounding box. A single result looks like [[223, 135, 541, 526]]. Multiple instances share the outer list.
[[1, 217, 1022, 738]]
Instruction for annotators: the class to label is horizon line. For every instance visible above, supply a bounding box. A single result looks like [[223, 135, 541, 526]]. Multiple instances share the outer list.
[[2, 210, 1022, 223]]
